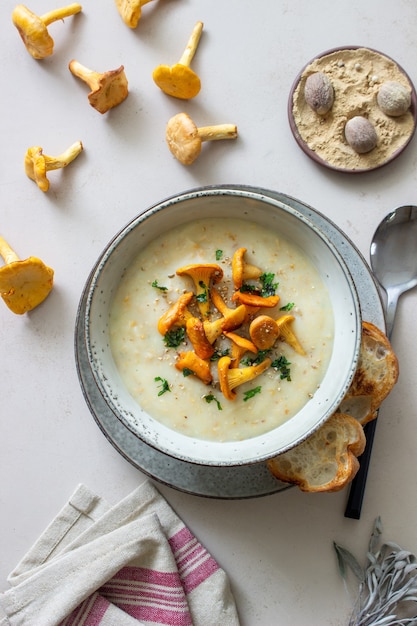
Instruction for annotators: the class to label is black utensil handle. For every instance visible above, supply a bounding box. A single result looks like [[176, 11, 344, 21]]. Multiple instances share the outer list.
[[344, 417, 378, 519]]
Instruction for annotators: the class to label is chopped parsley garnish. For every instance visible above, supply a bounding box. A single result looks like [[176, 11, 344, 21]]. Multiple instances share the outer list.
[[204, 394, 223, 410], [243, 386, 262, 401], [215, 249, 223, 260], [196, 281, 208, 303], [210, 348, 230, 361], [239, 273, 278, 298], [241, 350, 271, 366], [182, 368, 194, 377], [239, 283, 257, 293], [163, 327, 185, 348], [151, 279, 168, 291], [154, 376, 171, 396], [280, 302, 295, 311], [272, 356, 292, 381], [260, 272, 279, 297]]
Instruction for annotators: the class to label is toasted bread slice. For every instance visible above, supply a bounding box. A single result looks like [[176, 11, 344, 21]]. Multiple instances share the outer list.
[[267, 413, 366, 493], [338, 321, 399, 425]]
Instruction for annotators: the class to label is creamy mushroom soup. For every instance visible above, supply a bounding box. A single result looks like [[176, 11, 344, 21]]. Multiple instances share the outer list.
[[109, 218, 334, 442]]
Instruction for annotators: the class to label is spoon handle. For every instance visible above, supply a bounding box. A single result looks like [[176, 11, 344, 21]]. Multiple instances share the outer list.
[[384, 289, 400, 339], [344, 304, 395, 519]]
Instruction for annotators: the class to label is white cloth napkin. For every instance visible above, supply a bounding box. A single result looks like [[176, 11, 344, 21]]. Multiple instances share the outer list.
[[0, 481, 240, 626]]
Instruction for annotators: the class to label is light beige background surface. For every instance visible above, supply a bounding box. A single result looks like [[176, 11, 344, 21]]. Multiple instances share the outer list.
[[1, 1, 417, 624]]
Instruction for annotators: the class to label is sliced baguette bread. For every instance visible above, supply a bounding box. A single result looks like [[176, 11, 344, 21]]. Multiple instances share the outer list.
[[267, 321, 398, 493], [267, 413, 366, 493], [337, 321, 399, 425]]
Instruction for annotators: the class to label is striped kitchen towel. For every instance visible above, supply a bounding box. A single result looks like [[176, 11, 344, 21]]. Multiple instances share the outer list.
[[0, 481, 240, 626]]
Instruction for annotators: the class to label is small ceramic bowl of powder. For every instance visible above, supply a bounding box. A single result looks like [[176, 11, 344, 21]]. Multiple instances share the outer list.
[[288, 46, 417, 173]]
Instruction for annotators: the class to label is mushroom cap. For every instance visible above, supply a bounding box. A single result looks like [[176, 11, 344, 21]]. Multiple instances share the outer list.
[[24, 146, 49, 192], [232, 291, 280, 308], [166, 112, 201, 165], [157, 291, 193, 335], [153, 64, 201, 99], [175, 351, 213, 385], [0, 257, 54, 314], [223, 331, 258, 368], [114, 0, 142, 28], [12, 4, 54, 59], [249, 315, 280, 350], [186, 317, 215, 360], [87, 66, 129, 114]]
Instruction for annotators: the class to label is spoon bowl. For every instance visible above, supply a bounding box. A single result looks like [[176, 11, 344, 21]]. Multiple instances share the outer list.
[[370, 205, 417, 337]]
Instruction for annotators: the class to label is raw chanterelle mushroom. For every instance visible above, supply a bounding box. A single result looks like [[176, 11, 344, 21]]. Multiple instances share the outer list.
[[69, 59, 129, 114], [166, 112, 238, 165], [114, 0, 154, 29], [24, 141, 83, 192], [152, 21, 203, 99], [0, 236, 54, 314], [12, 3, 82, 59]]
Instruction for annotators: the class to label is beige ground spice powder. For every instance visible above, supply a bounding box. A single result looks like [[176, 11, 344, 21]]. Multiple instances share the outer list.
[[292, 48, 415, 171]]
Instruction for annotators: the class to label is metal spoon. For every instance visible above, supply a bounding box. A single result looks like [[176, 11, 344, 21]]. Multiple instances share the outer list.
[[345, 205, 417, 519]]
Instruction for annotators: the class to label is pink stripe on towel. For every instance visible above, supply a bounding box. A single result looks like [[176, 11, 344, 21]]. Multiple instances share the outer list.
[[100, 566, 192, 626], [169, 527, 220, 593]]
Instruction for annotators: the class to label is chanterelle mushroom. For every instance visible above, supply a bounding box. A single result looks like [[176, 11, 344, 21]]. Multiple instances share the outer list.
[[218, 355, 271, 401], [153, 21, 203, 100], [276, 314, 305, 355], [24, 141, 83, 192], [12, 3, 82, 59], [232, 247, 262, 290], [114, 0, 154, 28], [176, 263, 223, 317], [249, 315, 280, 350], [166, 112, 238, 165], [157, 291, 193, 335], [69, 59, 129, 114], [0, 236, 54, 314]]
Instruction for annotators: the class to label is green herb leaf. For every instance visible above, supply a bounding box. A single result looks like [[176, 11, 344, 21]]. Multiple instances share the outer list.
[[260, 272, 279, 297], [163, 327, 185, 348], [215, 249, 223, 260], [272, 355, 292, 381], [280, 302, 295, 311], [154, 376, 171, 396], [151, 279, 168, 291], [241, 350, 271, 366], [334, 517, 417, 625], [333, 542, 364, 582], [243, 386, 262, 401], [240, 283, 257, 293], [182, 368, 194, 377], [210, 348, 230, 361], [196, 281, 208, 303], [204, 394, 223, 410]]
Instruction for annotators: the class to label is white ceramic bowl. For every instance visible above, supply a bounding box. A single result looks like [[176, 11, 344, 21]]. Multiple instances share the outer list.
[[84, 186, 362, 466]]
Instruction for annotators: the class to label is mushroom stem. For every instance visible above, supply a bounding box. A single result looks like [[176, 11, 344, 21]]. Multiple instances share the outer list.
[[42, 141, 84, 170], [69, 60, 103, 90], [0, 237, 19, 265], [197, 124, 238, 142], [178, 21, 203, 67], [41, 3, 82, 26]]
